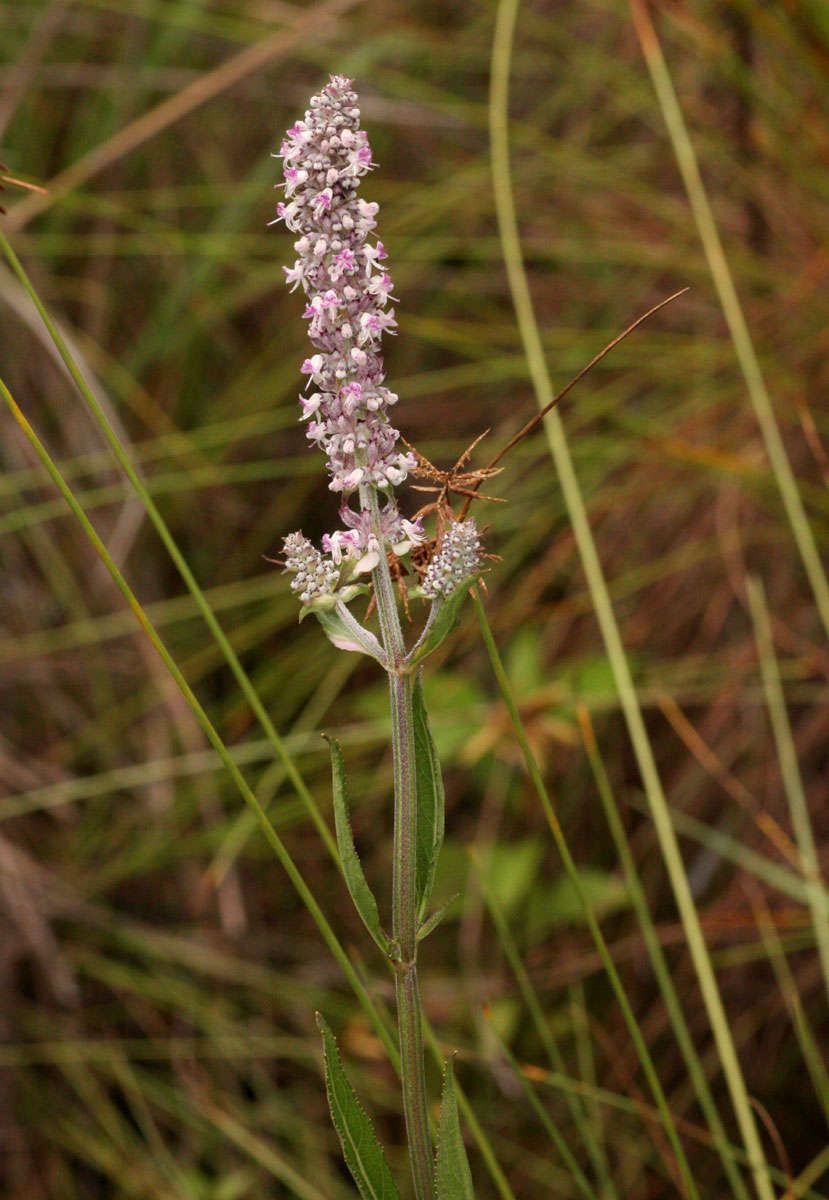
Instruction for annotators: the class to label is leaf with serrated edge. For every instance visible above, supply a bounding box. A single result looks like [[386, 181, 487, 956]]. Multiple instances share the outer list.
[[317, 1015, 402, 1200], [412, 674, 445, 922], [407, 574, 479, 669], [326, 736, 390, 956], [435, 1057, 475, 1200]]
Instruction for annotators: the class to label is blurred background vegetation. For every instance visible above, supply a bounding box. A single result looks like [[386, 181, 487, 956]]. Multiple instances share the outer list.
[[1, 0, 828, 1196]]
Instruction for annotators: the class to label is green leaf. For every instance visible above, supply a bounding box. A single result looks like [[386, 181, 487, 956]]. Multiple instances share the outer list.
[[484, 840, 544, 916], [312, 606, 386, 665], [407, 575, 479, 669], [317, 1015, 402, 1200], [326, 736, 390, 956], [527, 867, 629, 938], [417, 893, 459, 942], [435, 1057, 475, 1200], [412, 674, 445, 922]]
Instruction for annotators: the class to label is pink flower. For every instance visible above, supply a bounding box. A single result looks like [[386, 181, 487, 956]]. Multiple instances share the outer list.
[[275, 76, 424, 573]]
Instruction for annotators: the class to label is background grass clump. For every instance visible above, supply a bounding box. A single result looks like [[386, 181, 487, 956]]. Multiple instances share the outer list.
[[1, 1, 828, 1196]]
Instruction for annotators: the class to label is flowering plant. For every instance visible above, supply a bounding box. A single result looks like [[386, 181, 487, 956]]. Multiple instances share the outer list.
[[275, 76, 484, 1200]]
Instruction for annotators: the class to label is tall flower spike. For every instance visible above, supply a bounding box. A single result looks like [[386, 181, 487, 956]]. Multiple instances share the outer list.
[[275, 75, 420, 562]]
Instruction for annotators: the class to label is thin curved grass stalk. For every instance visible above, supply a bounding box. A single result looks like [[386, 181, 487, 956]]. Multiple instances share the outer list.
[[475, 859, 616, 1198], [481, 1015, 600, 1200], [489, 4, 775, 1196], [745, 577, 829, 1002], [629, 0, 829, 643], [471, 589, 700, 1198], [577, 704, 750, 1200], [0, 375, 399, 1073], [749, 891, 829, 1130], [0, 231, 340, 867]]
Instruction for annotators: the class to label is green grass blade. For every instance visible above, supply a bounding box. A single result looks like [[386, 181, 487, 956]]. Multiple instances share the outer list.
[[471, 588, 700, 1199], [746, 576, 829, 1002], [577, 704, 750, 1200], [0, 375, 399, 1074], [473, 849, 618, 1197], [0, 230, 338, 866], [488, 6, 775, 1195], [628, 0, 829, 642], [751, 896, 829, 1129], [481, 1019, 599, 1200]]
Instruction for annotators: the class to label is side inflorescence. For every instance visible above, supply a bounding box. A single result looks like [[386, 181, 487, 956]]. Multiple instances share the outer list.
[[421, 520, 482, 599], [282, 531, 339, 605]]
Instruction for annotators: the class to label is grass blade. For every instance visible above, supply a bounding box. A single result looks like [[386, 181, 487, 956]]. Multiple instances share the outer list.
[[473, 848, 619, 1197], [746, 576, 829, 1002], [0, 375, 400, 1074], [577, 704, 750, 1200], [628, 0, 829, 642], [488, 6, 775, 1194]]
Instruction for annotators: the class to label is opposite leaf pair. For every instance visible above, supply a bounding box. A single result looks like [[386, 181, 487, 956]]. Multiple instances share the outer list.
[[318, 1015, 474, 1200]]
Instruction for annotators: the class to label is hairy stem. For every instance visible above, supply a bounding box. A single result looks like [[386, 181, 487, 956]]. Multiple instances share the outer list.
[[366, 490, 433, 1200]]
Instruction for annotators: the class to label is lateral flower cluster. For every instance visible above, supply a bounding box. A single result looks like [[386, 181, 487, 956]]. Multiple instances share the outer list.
[[275, 74, 422, 578], [282, 532, 339, 605], [421, 520, 482, 599]]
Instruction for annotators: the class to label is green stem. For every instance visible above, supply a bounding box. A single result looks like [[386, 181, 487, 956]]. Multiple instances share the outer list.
[[367, 493, 433, 1200]]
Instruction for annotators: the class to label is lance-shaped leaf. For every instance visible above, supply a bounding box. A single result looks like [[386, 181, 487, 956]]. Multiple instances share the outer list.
[[317, 1015, 402, 1200], [326, 736, 390, 956], [435, 1057, 475, 1200], [306, 603, 386, 666], [412, 674, 444, 922], [406, 575, 479, 670], [417, 894, 459, 943]]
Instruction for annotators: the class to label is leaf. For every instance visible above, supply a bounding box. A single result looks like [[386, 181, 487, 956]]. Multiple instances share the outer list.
[[417, 893, 459, 942], [407, 575, 478, 669], [435, 1057, 475, 1200], [527, 867, 629, 938], [326, 736, 390, 956], [484, 840, 544, 916], [505, 626, 544, 694], [412, 674, 445, 922], [312, 607, 386, 665], [317, 1015, 402, 1200]]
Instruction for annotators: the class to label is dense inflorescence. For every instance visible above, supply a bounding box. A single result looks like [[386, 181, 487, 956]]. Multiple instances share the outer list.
[[282, 532, 339, 604], [421, 520, 482, 599], [276, 75, 422, 574]]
